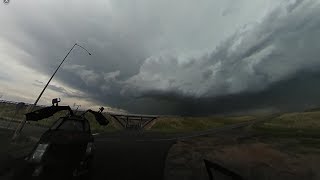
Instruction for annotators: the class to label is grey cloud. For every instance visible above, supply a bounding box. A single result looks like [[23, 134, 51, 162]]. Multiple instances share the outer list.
[[0, 72, 12, 82], [202, 70, 213, 80], [34, 80, 44, 84], [120, 70, 320, 115], [103, 70, 120, 82], [33, 80, 88, 99], [62, 64, 101, 86], [123, 0, 320, 98], [2, 0, 320, 114], [1, 0, 269, 77]]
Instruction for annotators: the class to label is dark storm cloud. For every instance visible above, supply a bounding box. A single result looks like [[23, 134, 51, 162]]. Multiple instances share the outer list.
[[120, 70, 320, 115], [2, 0, 252, 109], [2, 0, 320, 114], [125, 0, 320, 97], [121, 0, 320, 114]]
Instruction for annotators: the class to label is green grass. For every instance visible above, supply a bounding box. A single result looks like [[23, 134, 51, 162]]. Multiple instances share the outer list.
[[251, 111, 320, 153], [149, 115, 255, 133], [253, 111, 320, 137], [0, 103, 27, 120], [263, 111, 320, 129]]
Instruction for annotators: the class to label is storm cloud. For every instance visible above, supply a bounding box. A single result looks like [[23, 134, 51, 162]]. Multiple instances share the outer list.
[[1, 0, 320, 114]]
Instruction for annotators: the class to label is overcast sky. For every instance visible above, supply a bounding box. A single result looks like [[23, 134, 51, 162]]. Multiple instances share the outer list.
[[0, 0, 320, 115]]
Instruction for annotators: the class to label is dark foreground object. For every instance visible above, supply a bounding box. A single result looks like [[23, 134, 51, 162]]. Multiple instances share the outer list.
[[204, 159, 244, 180], [9, 131, 174, 180], [13, 117, 95, 180], [92, 136, 174, 180]]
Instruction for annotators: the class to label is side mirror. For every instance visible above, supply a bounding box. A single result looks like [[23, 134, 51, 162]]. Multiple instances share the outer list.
[[88, 110, 109, 126]]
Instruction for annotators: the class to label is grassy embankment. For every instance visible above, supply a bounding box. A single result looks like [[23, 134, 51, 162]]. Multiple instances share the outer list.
[[250, 111, 320, 153], [149, 115, 256, 133]]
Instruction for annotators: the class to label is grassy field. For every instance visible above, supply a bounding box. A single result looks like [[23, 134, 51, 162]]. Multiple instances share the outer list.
[[255, 111, 320, 137], [0, 103, 27, 120], [149, 115, 255, 133], [250, 111, 320, 154], [255, 111, 320, 131]]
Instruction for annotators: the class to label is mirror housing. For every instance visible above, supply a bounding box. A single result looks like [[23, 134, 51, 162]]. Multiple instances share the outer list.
[[88, 110, 109, 126]]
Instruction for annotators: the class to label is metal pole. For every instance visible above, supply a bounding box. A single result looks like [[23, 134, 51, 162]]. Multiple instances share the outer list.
[[33, 43, 77, 108], [12, 43, 91, 139]]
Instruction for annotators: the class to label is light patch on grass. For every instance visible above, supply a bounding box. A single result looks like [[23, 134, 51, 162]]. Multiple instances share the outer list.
[[263, 111, 320, 129], [250, 111, 320, 153], [150, 115, 255, 133], [253, 111, 320, 138], [0, 103, 28, 120]]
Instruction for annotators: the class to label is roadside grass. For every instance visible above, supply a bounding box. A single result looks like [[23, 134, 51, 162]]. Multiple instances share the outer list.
[[261, 111, 320, 129], [253, 111, 320, 137], [149, 115, 255, 133], [0, 103, 27, 120], [251, 111, 320, 154]]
